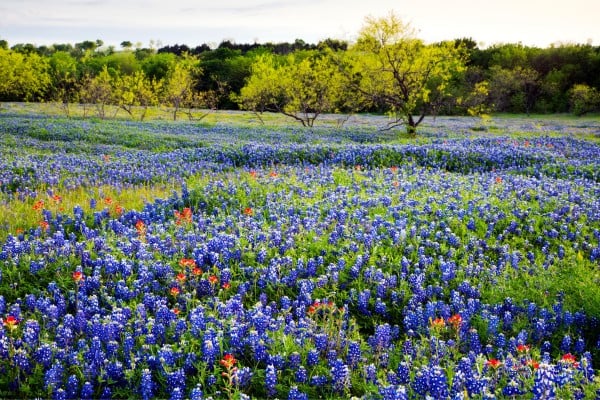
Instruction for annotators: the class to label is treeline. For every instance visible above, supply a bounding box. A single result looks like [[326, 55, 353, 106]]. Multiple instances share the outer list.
[[1, 29, 599, 124]]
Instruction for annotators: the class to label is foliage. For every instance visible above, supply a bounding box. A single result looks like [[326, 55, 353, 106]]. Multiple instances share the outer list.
[[569, 84, 600, 116], [1, 15, 600, 123], [0, 48, 50, 101]]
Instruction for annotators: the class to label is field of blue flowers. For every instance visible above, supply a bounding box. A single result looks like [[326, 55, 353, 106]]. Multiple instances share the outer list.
[[1, 113, 600, 399]]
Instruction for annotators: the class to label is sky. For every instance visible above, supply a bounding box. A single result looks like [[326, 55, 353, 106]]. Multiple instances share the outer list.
[[1, 0, 598, 49]]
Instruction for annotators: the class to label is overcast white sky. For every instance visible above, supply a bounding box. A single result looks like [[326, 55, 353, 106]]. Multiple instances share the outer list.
[[1, 0, 598, 48]]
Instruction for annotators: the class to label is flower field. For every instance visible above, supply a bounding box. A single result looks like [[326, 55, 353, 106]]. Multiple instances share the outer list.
[[1, 113, 600, 399]]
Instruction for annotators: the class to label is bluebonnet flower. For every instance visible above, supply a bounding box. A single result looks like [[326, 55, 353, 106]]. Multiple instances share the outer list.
[[295, 366, 308, 384], [532, 363, 556, 399], [189, 385, 203, 400], [307, 349, 319, 366], [66, 374, 79, 399], [140, 369, 154, 400], [379, 384, 409, 400], [330, 358, 351, 393], [265, 364, 277, 397], [287, 386, 308, 400]]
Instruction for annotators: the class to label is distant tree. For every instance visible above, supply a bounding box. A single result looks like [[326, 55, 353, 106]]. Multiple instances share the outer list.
[[336, 12, 467, 135], [317, 38, 348, 51], [121, 41, 133, 50], [488, 66, 540, 113], [141, 52, 177, 81], [11, 43, 37, 54], [198, 47, 253, 108], [0, 39, 8, 50], [191, 44, 212, 55], [158, 44, 191, 56]]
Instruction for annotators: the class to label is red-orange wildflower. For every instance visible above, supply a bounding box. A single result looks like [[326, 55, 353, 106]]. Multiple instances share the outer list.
[[249, 170, 257, 178], [243, 207, 253, 216], [222, 282, 231, 290], [170, 287, 180, 296], [135, 220, 146, 238], [72, 271, 84, 282], [208, 275, 219, 285], [430, 317, 446, 330], [174, 208, 193, 225], [220, 353, 237, 369], [447, 314, 462, 328], [495, 176, 503, 184], [486, 358, 502, 369], [39, 220, 50, 230], [3, 315, 18, 331], [192, 267, 203, 276], [33, 200, 45, 211], [176, 273, 186, 283], [269, 171, 278, 178], [179, 258, 197, 268], [561, 353, 579, 367], [51, 194, 62, 203], [517, 344, 530, 353]]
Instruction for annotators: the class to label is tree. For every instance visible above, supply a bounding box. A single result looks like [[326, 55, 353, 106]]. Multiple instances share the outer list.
[[0, 47, 50, 102], [114, 70, 161, 120], [569, 84, 599, 116], [79, 65, 114, 118], [337, 12, 467, 135], [488, 66, 540, 113], [162, 56, 201, 120], [48, 51, 79, 116], [236, 52, 344, 127]]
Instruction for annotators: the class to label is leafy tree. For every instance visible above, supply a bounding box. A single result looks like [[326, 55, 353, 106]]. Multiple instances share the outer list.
[[141, 52, 177, 81], [488, 66, 540, 113], [162, 56, 202, 120], [79, 65, 114, 118], [0, 47, 50, 102], [114, 70, 161, 120], [337, 13, 467, 135], [569, 84, 599, 116], [198, 48, 253, 109], [48, 51, 79, 116], [236, 52, 344, 127]]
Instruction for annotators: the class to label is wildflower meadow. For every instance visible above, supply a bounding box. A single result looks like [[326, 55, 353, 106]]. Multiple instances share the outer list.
[[1, 112, 599, 399]]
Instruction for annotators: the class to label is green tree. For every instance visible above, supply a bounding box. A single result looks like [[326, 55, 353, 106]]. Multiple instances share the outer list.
[[162, 56, 201, 120], [48, 51, 79, 116], [114, 70, 162, 120], [569, 84, 599, 116], [338, 12, 467, 135], [488, 66, 540, 113], [79, 65, 114, 118], [236, 52, 344, 127], [0, 47, 50, 102]]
